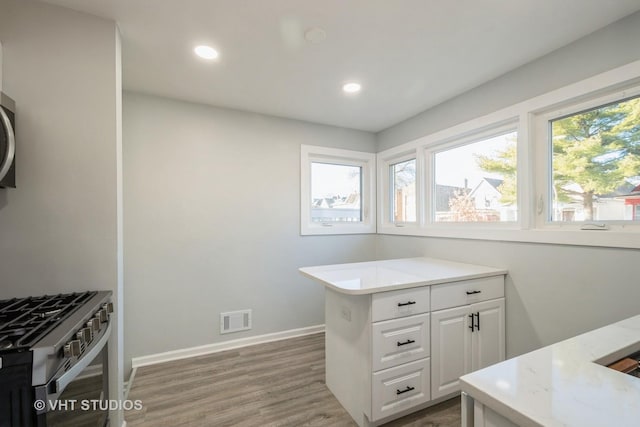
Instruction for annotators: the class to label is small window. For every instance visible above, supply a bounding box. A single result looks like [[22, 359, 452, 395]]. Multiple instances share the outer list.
[[391, 159, 416, 223], [311, 162, 362, 223], [301, 145, 375, 235], [433, 130, 518, 223], [549, 95, 640, 222]]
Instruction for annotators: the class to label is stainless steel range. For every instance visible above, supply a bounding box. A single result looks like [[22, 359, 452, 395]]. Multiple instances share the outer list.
[[0, 291, 113, 427]]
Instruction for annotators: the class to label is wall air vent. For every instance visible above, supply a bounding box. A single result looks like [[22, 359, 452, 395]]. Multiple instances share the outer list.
[[220, 309, 252, 334]]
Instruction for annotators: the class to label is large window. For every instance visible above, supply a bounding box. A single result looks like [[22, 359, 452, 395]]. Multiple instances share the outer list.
[[549, 95, 640, 223], [301, 145, 375, 235], [433, 130, 518, 223]]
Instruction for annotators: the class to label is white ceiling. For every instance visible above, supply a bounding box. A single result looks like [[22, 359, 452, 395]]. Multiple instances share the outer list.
[[40, 0, 640, 132]]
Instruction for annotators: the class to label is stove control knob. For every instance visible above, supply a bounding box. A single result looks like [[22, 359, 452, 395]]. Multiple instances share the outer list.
[[80, 327, 93, 343], [96, 309, 108, 323], [64, 340, 82, 358], [103, 302, 114, 314], [87, 318, 100, 333], [76, 330, 85, 344]]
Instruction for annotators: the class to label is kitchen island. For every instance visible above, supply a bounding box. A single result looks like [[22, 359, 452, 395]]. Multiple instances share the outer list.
[[300, 257, 507, 427], [460, 313, 640, 427]]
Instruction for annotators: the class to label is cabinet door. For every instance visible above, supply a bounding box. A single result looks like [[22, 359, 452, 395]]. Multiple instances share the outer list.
[[431, 305, 471, 399], [470, 298, 505, 372]]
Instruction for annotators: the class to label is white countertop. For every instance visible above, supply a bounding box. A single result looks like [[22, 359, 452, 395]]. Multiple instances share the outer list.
[[460, 314, 640, 427], [299, 257, 507, 295]]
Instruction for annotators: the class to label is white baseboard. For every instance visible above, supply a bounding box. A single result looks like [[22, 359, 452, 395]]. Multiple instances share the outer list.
[[131, 324, 325, 369]]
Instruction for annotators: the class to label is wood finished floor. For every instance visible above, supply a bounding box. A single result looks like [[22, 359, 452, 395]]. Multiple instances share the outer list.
[[125, 333, 460, 427]]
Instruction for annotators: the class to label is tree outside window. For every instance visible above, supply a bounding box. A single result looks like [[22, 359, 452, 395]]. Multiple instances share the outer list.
[[550, 96, 640, 221]]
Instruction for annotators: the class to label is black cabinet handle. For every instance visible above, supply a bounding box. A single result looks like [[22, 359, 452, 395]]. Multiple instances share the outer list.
[[466, 290, 481, 295], [476, 312, 480, 331], [468, 313, 475, 332], [397, 339, 415, 347], [397, 301, 416, 307], [396, 386, 415, 395]]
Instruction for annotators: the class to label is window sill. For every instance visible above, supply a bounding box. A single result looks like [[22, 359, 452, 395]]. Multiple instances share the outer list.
[[301, 223, 376, 236], [377, 225, 640, 249]]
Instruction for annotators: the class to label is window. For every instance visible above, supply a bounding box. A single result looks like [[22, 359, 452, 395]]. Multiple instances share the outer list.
[[301, 145, 375, 235], [548, 95, 640, 223], [372, 60, 640, 247], [378, 149, 419, 229], [311, 162, 362, 223], [432, 130, 518, 223], [391, 158, 416, 223]]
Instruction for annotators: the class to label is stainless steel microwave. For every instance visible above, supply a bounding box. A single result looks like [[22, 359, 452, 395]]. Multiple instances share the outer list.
[[0, 92, 16, 188]]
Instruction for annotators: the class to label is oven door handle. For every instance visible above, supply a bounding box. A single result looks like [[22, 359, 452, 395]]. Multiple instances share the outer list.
[[0, 106, 16, 182], [55, 321, 111, 397]]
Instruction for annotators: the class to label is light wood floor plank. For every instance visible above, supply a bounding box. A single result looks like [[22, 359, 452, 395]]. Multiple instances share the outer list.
[[125, 333, 460, 426]]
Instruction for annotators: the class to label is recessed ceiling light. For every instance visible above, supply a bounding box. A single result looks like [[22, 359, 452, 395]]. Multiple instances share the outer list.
[[343, 82, 362, 94], [194, 45, 219, 60]]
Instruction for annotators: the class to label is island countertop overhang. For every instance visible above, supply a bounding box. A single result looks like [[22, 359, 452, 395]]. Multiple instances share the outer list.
[[299, 257, 507, 295]]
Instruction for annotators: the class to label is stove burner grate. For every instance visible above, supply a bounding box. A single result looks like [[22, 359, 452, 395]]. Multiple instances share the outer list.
[[0, 292, 97, 350]]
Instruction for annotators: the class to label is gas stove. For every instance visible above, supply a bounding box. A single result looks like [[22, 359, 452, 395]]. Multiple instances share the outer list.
[[0, 291, 113, 427]]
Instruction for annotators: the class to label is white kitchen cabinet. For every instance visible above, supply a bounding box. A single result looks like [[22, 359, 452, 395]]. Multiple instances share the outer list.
[[324, 286, 432, 426], [431, 305, 471, 399], [471, 298, 505, 372], [300, 257, 507, 427], [431, 278, 505, 400]]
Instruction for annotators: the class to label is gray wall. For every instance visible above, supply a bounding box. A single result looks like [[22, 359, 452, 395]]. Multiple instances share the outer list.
[[123, 92, 377, 373], [378, 10, 640, 151], [375, 12, 640, 357], [0, 0, 118, 297], [0, 1, 123, 423]]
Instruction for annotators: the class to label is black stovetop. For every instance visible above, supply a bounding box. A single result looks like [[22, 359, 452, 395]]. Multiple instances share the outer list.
[[0, 292, 97, 352]]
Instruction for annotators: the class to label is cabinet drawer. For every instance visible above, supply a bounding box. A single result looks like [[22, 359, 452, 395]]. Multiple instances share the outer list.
[[372, 313, 430, 372], [372, 286, 430, 322], [431, 276, 504, 311], [371, 357, 430, 422]]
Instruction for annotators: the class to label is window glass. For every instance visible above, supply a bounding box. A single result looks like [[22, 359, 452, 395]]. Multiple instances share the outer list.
[[433, 131, 518, 222], [311, 162, 362, 223], [391, 159, 416, 222], [550, 96, 640, 222]]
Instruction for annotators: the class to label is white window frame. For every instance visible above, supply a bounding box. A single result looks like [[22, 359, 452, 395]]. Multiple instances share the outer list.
[[376, 59, 640, 249], [533, 84, 640, 232], [425, 121, 521, 230], [377, 147, 421, 233], [301, 145, 376, 235]]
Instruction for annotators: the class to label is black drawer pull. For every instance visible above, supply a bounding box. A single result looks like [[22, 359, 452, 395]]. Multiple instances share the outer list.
[[466, 290, 481, 295], [396, 386, 415, 395], [397, 301, 416, 307], [397, 339, 415, 347]]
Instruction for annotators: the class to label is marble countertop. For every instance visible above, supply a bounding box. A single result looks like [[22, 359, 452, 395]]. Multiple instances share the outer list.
[[299, 257, 507, 295], [460, 314, 640, 427]]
